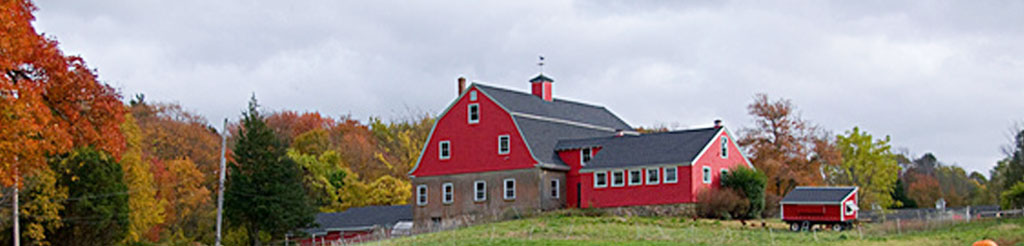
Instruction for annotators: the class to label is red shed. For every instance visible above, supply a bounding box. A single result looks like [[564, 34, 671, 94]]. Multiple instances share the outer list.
[[780, 186, 858, 231]]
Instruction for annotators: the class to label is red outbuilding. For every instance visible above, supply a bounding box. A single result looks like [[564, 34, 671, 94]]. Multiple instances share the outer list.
[[780, 186, 859, 231]]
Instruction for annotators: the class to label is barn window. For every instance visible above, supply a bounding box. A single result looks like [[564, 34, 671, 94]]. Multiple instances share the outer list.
[[439, 141, 451, 160], [416, 185, 428, 206], [646, 168, 660, 185], [581, 148, 593, 166], [594, 172, 608, 188], [720, 168, 729, 180], [720, 136, 728, 158], [845, 200, 858, 216], [468, 104, 480, 124], [474, 180, 486, 202], [498, 135, 510, 154], [503, 178, 516, 200], [611, 170, 625, 187], [469, 91, 477, 101], [628, 169, 642, 186], [664, 167, 678, 183], [442, 183, 454, 204], [550, 179, 560, 198], [702, 166, 712, 184]]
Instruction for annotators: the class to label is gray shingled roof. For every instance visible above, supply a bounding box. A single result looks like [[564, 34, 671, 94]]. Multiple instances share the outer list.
[[556, 127, 721, 170], [306, 205, 412, 234], [474, 84, 632, 131], [780, 187, 857, 204], [513, 116, 618, 167]]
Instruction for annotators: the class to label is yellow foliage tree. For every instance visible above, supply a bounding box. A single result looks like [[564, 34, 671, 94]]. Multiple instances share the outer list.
[[368, 175, 411, 205], [119, 113, 166, 243]]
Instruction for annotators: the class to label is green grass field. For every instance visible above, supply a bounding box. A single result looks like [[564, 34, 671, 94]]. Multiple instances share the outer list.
[[379, 213, 1024, 246]]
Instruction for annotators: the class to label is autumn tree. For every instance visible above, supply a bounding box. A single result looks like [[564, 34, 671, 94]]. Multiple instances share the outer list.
[[119, 113, 165, 243], [367, 175, 412, 206], [832, 127, 901, 209], [148, 159, 210, 243], [225, 97, 315, 246], [738, 94, 839, 198], [50, 148, 129, 246], [370, 115, 435, 178]]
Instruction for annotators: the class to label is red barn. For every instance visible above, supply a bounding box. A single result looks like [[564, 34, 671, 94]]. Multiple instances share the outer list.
[[409, 74, 753, 228], [780, 186, 859, 231]]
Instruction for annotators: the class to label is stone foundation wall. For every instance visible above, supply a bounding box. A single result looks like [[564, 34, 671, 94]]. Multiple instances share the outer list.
[[601, 203, 698, 217]]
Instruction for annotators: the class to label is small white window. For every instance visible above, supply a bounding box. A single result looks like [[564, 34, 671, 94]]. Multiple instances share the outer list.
[[664, 167, 678, 183], [503, 179, 516, 200], [416, 185, 428, 206], [498, 135, 510, 154], [468, 104, 480, 124], [474, 180, 486, 202], [611, 170, 625, 187], [720, 136, 728, 158], [594, 172, 608, 188], [442, 183, 454, 204], [550, 179, 560, 198], [581, 148, 592, 166], [844, 200, 858, 216], [628, 169, 642, 186], [702, 166, 712, 184], [469, 91, 477, 101], [439, 141, 451, 160], [646, 168, 660, 185]]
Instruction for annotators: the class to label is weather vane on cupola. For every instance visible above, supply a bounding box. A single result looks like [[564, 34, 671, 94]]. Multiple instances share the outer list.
[[538, 55, 545, 74]]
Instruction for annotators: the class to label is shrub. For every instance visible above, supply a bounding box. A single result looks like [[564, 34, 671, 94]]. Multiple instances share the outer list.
[[1001, 181, 1024, 209], [697, 188, 749, 219], [721, 166, 767, 219]]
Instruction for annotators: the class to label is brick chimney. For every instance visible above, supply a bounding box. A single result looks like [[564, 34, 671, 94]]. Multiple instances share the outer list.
[[457, 77, 466, 96], [529, 74, 553, 101]]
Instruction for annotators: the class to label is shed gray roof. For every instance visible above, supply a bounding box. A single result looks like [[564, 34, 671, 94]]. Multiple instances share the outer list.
[[780, 187, 857, 204], [306, 205, 412, 234], [474, 84, 632, 131], [556, 127, 721, 170]]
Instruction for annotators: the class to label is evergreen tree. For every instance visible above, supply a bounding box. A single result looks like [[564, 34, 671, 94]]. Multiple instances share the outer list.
[[891, 177, 917, 208], [51, 147, 130, 246], [225, 96, 315, 246]]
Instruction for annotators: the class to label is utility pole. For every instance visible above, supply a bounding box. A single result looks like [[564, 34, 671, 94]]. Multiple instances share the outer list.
[[12, 163, 19, 246], [215, 118, 227, 246]]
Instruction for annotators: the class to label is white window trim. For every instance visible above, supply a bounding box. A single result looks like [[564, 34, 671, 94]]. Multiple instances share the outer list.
[[845, 200, 857, 216], [551, 179, 560, 198], [664, 167, 678, 184], [580, 148, 592, 166], [469, 91, 477, 101], [720, 136, 728, 158], [442, 183, 454, 204], [439, 141, 451, 160], [416, 185, 428, 206], [628, 169, 642, 186], [503, 178, 516, 200], [702, 166, 712, 184], [498, 135, 510, 155], [646, 168, 660, 185], [611, 170, 625, 187], [468, 103, 480, 124], [473, 180, 486, 202], [594, 172, 608, 188]]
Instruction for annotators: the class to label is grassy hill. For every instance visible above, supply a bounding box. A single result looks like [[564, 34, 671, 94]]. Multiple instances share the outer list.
[[379, 212, 1024, 246]]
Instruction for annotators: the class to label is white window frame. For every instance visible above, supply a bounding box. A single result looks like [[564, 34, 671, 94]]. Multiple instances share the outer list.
[[439, 141, 451, 160], [498, 135, 510, 155], [664, 167, 678, 184], [611, 170, 625, 187], [503, 178, 516, 200], [469, 91, 477, 101], [416, 185, 428, 206], [628, 169, 642, 186], [646, 168, 660, 185], [468, 103, 480, 124], [473, 180, 486, 202], [720, 136, 728, 158], [550, 179, 560, 198], [594, 172, 608, 188], [702, 166, 712, 184], [845, 200, 856, 216], [581, 148, 592, 166], [442, 183, 454, 204]]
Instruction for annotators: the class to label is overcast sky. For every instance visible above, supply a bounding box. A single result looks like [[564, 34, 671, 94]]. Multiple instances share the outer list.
[[33, 0, 1024, 174]]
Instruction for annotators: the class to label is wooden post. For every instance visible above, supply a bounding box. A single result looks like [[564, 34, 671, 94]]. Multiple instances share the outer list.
[[13, 181, 19, 246]]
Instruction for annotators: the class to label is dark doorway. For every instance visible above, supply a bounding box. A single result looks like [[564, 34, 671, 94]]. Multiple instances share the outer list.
[[576, 182, 581, 208]]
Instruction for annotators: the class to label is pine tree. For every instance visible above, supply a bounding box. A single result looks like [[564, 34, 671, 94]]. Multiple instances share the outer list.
[[225, 96, 315, 246], [50, 147, 130, 246]]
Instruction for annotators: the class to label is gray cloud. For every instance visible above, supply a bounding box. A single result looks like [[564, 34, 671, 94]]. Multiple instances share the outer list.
[[33, 0, 1024, 174]]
